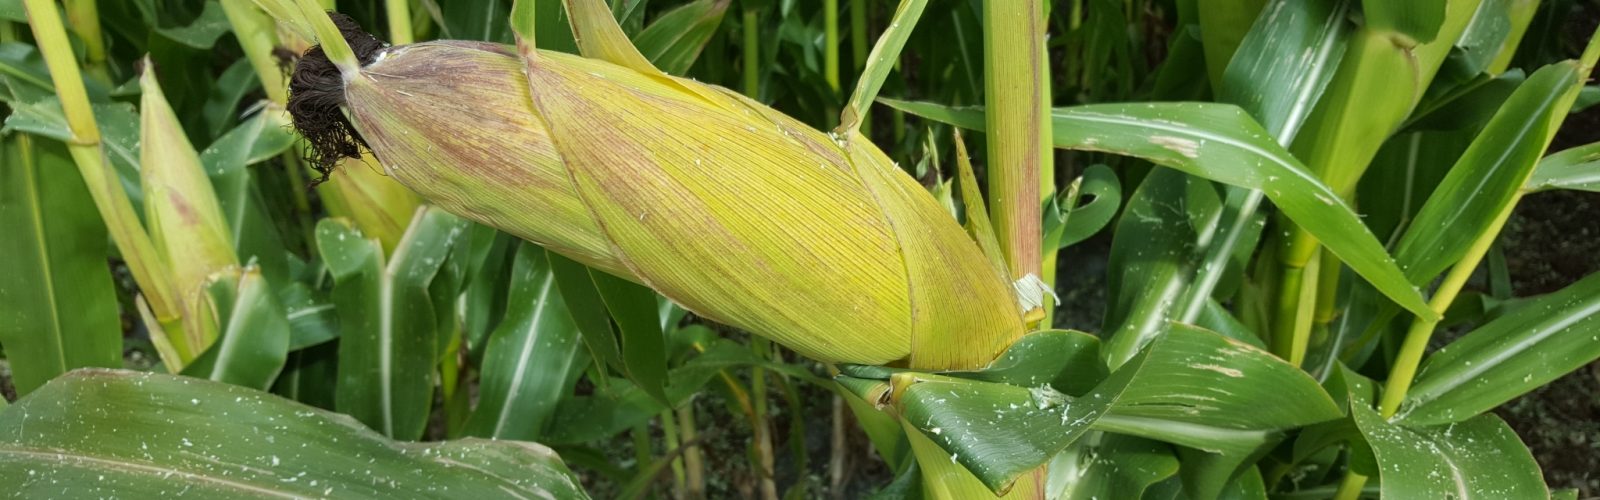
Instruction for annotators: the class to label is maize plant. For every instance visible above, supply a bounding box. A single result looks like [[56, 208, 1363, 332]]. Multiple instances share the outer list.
[[2, 0, 1600, 499]]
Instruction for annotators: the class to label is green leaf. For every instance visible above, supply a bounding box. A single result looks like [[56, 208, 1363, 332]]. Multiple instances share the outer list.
[[153, 0, 234, 49], [1195, 0, 1268, 90], [0, 369, 589, 498], [836, 0, 928, 134], [1093, 324, 1343, 457], [440, 0, 514, 43], [1525, 141, 1600, 193], [200, 111, 296, 285], [547, 250, 623, 377], [1392, 62, 1580, 286], [0, 137, 121, 397], [316, 208, 468, 439], [181, 265, 291, 390], [1352, 403, 1546, 499], [942, 329, 1107, 397], [201, 59, 258, 135], [3, 97, 144, 207], [1399, 271, 1600, 426], [542, 340, 824, 444], [632, 0, 730, 75], [1101, 169, 1222, 368], [888, 371, 1109, 493], [884, 324, 1340, 493], [0, 42, 116, 104], [1044, 164, 1122, 250], [1360, 0, 1445, 44], [881, 98, 1436, 321], [279, 283, 338, 350], [1046, 433, 1178, 499], [1407, 69, 1526, 133], [589, 269, 671, 406], [0, 0, 21, 22], [1218, 0, 1350, 143], [465, 243, 588, 440]]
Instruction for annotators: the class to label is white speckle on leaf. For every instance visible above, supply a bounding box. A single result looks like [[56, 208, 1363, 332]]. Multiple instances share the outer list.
[[1189, 363, 1243, 377], [1150, 136, 1200, 158]]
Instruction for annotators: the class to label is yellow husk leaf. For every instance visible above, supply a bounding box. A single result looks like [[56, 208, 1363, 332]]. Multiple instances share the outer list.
[[344, 41, 1024, 367]]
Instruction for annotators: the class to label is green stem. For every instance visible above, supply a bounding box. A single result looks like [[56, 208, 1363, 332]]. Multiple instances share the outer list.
[[749, 337, 777, 500], [510, 0, 537, 43], [742, 8, 759, 99], [676, 405, 705, 499], [1271, 251, 1318, 366], [982, 0, 1049, 298], [385, 0, 413, 44], [824, 0, 839, 94], [660, 409, 685, 499], [631, 422, 654, 482], [1377, 201, 1515, 417], [220, 0, 288, 104], [851, 0, 869, 137], [23, 0, 178, 322], [62, 0, 109, 84], [295, 0, 359, 71], [1331, 470, 1369, 500]]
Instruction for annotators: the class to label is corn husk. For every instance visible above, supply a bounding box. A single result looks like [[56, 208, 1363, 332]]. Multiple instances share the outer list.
[[342, 41, 1022, 368], [139, 65, 237, 362]]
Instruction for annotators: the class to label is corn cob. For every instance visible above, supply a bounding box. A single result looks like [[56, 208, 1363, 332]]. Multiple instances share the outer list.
[[289, 17, 1024, 368]]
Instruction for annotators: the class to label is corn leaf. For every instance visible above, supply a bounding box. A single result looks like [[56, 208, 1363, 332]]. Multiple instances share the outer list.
[[881, 98, 1436, 320], [272, 342, 338, 410], [1360, 0, 1445, 44], [1391, 62, 1580, 285], [152, 0, 233, 49], [940, 329, 1107, 397], [198, 111, 296, 284], [278, 282, 338, 350], [1399, 271, 1600, 426], [317, 208, 468, 440], [0, 137, 121, 397], [561, 0, 662, 75], [1101, 169, 1222, 368], [589, 267, 670, 406], [547, 250, 625, 379], [1046, 434, 1178, 500], [180, 265, 290, 390], [889, 371, 1109, 493], [3, 96, 144, 208], [542, 340, 824, 445], [439, 0, 515, 42], [631, 0, 729, 75], [1195, 0, 1267, 89], [837, 0, 927, 134], [465, 243, 588, 440], [0, 369, 589, 498], [883, 324, 1338, 493], [1043, 164, 1121, 250], [1092, 324, 1343, 457], [1525, 141, 1600, 193], [1218, 0, 1350, 144], [1352, 403, 1546, 499]]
